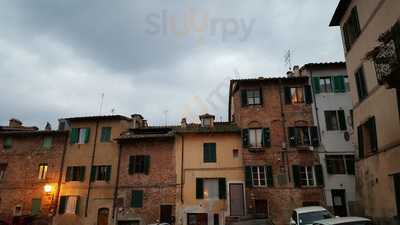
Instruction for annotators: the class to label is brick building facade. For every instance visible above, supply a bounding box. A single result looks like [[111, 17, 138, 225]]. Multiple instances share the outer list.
[[229, 77, 325, 225]]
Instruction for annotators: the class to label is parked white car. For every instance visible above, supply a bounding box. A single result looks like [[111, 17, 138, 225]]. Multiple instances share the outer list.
[[290, 206, 334, 225], [313, 217, 372, 225]]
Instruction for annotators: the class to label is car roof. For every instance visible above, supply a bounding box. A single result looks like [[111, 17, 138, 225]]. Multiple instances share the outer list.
[[294, 206, 328, 214], [314, 217, 371, 224]]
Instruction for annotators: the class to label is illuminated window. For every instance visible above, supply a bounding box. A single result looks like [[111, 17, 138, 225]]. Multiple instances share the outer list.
[[38, 163, 48, 180]]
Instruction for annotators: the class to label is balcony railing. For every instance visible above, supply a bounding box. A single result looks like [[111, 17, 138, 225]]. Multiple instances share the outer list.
[[367, 21, 400, 89]]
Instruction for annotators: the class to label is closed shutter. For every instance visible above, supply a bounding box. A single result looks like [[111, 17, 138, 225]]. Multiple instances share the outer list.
[[245, 166, 252, 187], [105, 166, 111, 181], [129, 156, 135, 174], [357, 126, 364, 159], [59, 196, 67, 214], [288, 127, 296, 147], [196, 178, 204, 199], [31, 199, 41, 215], [284, 87, 292, 104], [218, 178, 226, 199], [315, 165, 324, 186], [144, 155, 150, 175], [368, 117, 378, 153], [292, 165, 301, 188], [259, 88, 263, 106], [90, 166, 97, 182], [338, 110, 347, 130], [312, 77, 320, 93], [266, 166, 273, 187], [241, 90, 248, 107], [70, 128, 79, 144], [262, 128, 271, 148], [75, 196, 80, 215], [334, 76, 346, 93], [79, 167, 85, 182], [242, 129, 249, 148], [131, 190, 143, 208], [66, 167, 72, 182], [100, 127, 111, 142], [304, 85, 313, 104], [84, 128, 90, 143], [42, 137, 53, 149], [310, 126, 319, 147], [210, 144, 216, 162]]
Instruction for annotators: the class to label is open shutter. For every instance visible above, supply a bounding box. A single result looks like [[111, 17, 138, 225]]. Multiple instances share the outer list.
[[245, 166, 252, 187], [84, 128, 90, 143], [262, 128, 271, 148], [368, 117, 378, 153], [266, 166, 273, 187], [129, 156, 135, 174], [90, 166, 97, 182], [144, 155, 150, 175], [284, 87, 292, 104], [242, 129, 249, 148], [304, 85, 313, 104], [312, 77, 320, 94], [315, 165, 324, 186], [334, 76, 346, 93], [218, 178, 226, 199], [70, 128, 79, 144], [203, 143, 209, 162], [241, 90, 248, 107], [79, 166, 85, 182], [292, 165, 301, 188], [196, 178, 204, 199], [357, 126, 364, 159], [210, 144, 216, 162], [75, 196, 80, 215], [66, 167, 72, 181], [310, 126, 319, 147], [59, 196, 67, 214], [259, 88, 263, 105], [338, 110, 347, 130], [105, 166, 111, 181], [288, 127, 296, 147]]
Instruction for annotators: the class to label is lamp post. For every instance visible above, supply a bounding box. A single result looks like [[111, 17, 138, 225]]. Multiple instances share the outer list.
[[44, 184, 56, 217]]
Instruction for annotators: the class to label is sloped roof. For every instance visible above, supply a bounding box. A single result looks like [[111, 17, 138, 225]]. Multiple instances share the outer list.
[[64, 115, 130, 122], [329, 0, 352, 26]]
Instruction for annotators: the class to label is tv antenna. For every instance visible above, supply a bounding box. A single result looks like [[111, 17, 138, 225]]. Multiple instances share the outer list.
[[284, 49, 292, 70], [163, 110, 168, 126], [99, 93, 104, 115]]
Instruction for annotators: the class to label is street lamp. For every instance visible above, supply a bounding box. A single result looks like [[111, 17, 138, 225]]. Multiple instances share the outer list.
[[44, 184, 53, 194]]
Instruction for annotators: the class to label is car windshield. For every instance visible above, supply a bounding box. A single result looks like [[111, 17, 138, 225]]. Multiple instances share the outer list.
[[299, 210, 333, 225], [336, 222, 372, 225]]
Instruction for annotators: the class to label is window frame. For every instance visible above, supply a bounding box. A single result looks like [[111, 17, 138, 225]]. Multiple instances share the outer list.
[[248, 128, 263, 148], [246, 89, 261, 106], [290, 87, 305, 104], [203, 143, 216, 163], [38, 163, 48, 180], [203, 178, 219, 199], [100, 127, 112, 143], [299, 166, 316, 187], [324, 110, 347, 131], [319, 77, 333, 93], [251, 166, 267, 187]]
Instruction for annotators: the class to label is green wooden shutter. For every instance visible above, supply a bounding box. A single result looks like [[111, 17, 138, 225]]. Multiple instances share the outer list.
[[292, 165, 301, 188], [90, 166, 97, 182], [75, 196, 80, 215], [334, 76, 346, 93], [59, 196, 67, 214], [131, 190, 144, 208], [196, 178, 204, 199], [143, 155, 150, 175], [315, 165, 324, 186], [357, 126, 364, 159], [218, 178, 226, 199], [84, 128, 90, 143], [129, 156, 135, 174], [284, 87, 292, 104], [242, 129, 249, 148], [245, 166, 252, 187], [304, 85, 313, 104], [338, 110, 347, 130], [66, 167, 72, 182], [259, 88, 263, 106], [3, 137, 12, 149], [266, 166, 273, 187], [100, 127, 111, 142], [288, 127, 296, 147], [241, 90, 248, 106], [31, 199, 41, 215], [79, 166, 85, 182], [310, 126, 319, 147], [70, 128, 79, 144], [42, 137, 53, 149], [262, 128, 271, 148], [105, 166, 111, 181], [203, 143, 209, 162], [368, 117, 378, 153], [211, 144, 216, 162], [312, 77, 320, 94]]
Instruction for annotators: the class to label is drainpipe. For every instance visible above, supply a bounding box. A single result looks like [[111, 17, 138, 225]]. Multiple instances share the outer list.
[[112, 143, 123, 222], [180, 134, 184, 203], [278, 79, 290, 182], [53, 132, 68, 218], [309, 69, 323, 145], [84, 119, 100, 217]]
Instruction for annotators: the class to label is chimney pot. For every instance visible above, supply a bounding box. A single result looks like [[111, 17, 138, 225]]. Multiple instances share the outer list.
[[9, 118, 22, 128]]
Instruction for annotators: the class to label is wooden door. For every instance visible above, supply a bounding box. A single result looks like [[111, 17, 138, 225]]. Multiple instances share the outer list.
[[160, 205, 173, 224], [187, 213, 208, 225], [31, 199, 41, 215], [255, 200, 268, 218], [229, 183, 245, 216], [331, 189, 347, 216], [97, 208, 109, 225]]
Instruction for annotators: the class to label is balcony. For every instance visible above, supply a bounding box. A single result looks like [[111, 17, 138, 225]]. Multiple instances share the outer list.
[[367, 21, 400, 89]]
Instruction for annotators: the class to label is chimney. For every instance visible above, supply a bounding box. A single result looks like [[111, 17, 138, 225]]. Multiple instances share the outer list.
[[142, 120, 148, 127], [181, 118, 187, 128], [9, 118, 22, 128], [286, 71, 294, 77], [45, 122, 52, 131], [131, 114, 144, 128], [293, 65, 300, 76], [199, 113, 215, 127]]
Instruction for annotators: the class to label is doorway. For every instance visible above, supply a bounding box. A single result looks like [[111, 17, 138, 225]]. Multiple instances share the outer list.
[[31, 199, 41, 215], [229, 183, 245, 216], [331, 189, 347, 216], [394, 173, 400, 217], [254, 200, 268, 218], [97, 208, 109, 225], [187, 213, 208, 225], [160, 205, 173, 224]]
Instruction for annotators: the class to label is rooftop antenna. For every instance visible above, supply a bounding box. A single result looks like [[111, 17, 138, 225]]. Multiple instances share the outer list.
[[284, 49, 292, 71], [99, 93, 104, 115], [163, 110, 168, 126], [234, 68, 240, 79], [111, 108, 115, 115]]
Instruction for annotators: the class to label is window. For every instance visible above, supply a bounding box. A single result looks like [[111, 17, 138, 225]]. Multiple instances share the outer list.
[[42, 137, 52, 149], [300, 166, 315, 186], [249, 128, 262, 148], [65, 166, 85, 182], [59, 196, 80, 214], [129, 155, 150, 174], [357, 117, 378, 159], [291, 87, 304, 103], [0, 163, 7, 181], [3, 137, 12, 149], [204, 179, 219, 199], [293, 165, 324, 187], [312, 76, 348, 94], [131, 190, 143, 208], [100, 127, 112, 142], [284, 86, 313, 104], [326, 155, 345, 174], [70, 128, 90, 144], [325, 110, 347, 131], [196, 178, 226, 199], [343, 7, 361, 51], [355, 66, 368, 101], [38, 163, 48, 180], [344, 76, 350, 91], [241, 89, 262, 106], [288, 127, 319, 147], [90, 165, 111, 181], [233, 149, 239, 159], [245, 166, 273, 187], [319, 77, 332, 93], [203, 143, 216, 162], [242, 128, 271, 148], [345, 155, 355, 175]]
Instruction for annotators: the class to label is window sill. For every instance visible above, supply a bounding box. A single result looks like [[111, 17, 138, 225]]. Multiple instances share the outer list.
[[248, 148, 265, 152], [242, 104, 262, 108]]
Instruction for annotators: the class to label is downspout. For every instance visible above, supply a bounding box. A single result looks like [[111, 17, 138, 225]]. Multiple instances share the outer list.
[[54, 132, 68, 216], [85, 119, 100, 217], [278, 79, 290, 182], [112, 142, 123, 222], [309, 69, 323, 144], [180, 134, 184, 203]]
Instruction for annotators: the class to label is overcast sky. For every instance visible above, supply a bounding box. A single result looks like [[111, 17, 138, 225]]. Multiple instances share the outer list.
[[0, 0, 344, 128]]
